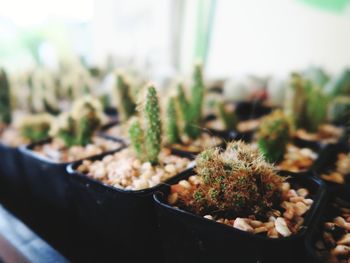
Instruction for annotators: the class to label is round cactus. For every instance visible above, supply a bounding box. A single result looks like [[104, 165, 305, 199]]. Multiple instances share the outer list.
[[18, 113, 53, 142], [177, 141, 284, 218]]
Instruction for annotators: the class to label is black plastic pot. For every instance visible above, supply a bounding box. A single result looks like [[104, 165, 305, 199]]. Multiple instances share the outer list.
[[311, 142, 350, 190], [0, 143, 25, 201], [66, 149, 194, 263], [234, 101, 274, 121], [153, 170, 327, 263], [19, 137, 124, 212], [305, 185, 347, 263]]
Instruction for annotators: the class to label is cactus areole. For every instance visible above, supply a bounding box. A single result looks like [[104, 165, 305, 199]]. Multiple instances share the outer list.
[[176, 141, 284, 219]]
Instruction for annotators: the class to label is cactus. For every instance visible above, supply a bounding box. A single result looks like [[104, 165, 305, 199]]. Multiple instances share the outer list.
[[176, 141, 284, 218], [50, 96, 104, 147], [304, 66, 329, 88], [286, 73, 328, 133], [18, 114, 52, 142], [166, 97, 181, 144], [328, 96, 350, 125], [176, 63, 206, 139], [0, 69, 12, 124], [325, 68, 350, 96], [128, 85, 162, 164], [114, 74, 136, 122], [129, 118, 144, 161], [217, 101, 238, 130], [144, 85, 162, 164], [257, 110, 292, 163]]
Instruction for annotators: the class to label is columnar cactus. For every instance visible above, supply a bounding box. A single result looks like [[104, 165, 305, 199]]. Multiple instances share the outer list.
[[257, 110, 292, 163], [176, 62, 206, 139], [114, 73, 136, 122], [0, 69, 12, 124], [50, 96, 104, 147], [18, 114, 53, 142], [176, 141, 284, 217], [217, 101, 238, 130], [144, 85, 161, 163], [128, 85, 162, 164], [166, 97, 181, 144], [328, 96, 350, 125]]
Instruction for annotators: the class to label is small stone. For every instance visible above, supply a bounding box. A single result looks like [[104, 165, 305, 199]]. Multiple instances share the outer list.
[[275, 217, 292, 237], [165, 164, 176, 174], [297, 188, 308, 197], [204, 215, 213, 220], [178, 180, 191, 189], [168, 193, 178, 205], [233, 218, 254, 232]]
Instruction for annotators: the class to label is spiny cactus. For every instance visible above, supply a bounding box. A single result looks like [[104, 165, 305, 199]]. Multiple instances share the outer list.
[[50, 96, 104, 147], [328, 96, 350, 125], [217, 101, 238, 130], [128, 85, 162, 164], [166, 97, 181, 144], [176, 63, 206, 139], [177, 141, 284, 218], [114, 73, 136, 122], [18, 114, 53, 142], [325, 68, 350, 96], [257, 110, 292, 163], [0, 69, 12, 124]]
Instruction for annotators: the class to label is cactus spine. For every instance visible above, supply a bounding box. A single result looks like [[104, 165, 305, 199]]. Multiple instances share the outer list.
[[114, 74, 136, 122], [0, 69, 12, 124], [166, 97, 181, 144], [128, 85, 162, 164], [257, 110, 292, 163], [176, 141, 284, 217]]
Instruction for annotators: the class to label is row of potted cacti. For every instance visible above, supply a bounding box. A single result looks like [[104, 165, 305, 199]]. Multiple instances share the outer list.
[[0, 62, 349, 262]]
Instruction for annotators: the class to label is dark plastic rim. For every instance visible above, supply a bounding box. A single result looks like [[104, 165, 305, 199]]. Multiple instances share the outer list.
[[153, 169, 328, 243]]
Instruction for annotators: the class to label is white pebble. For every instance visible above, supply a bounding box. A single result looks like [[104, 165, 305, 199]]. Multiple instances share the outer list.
[[233, 218, 254, 232], [275, 217, 291, 237]]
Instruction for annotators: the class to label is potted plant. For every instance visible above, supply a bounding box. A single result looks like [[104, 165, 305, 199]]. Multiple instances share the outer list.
[[67, 84, 193, 262], [286, 73, 342, 146], [256, 110, 318, 172], [20, 96, 123, 211], [154, 141, 327, 262]]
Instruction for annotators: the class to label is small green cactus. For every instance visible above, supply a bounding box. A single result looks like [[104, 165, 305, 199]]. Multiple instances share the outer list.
[[176, 62, 206, 139], [18, 114, 53, 142], [176, 141, 284, 217], [0, 69, 12, 124], [325, 68, 350, 96], [51, 96, 104, 147], [128, 85, 162, 164], [217, 101, 238, 130], [129, 118, 144, 161], [114, 73, 136, 122], [257, 110, 292, 163], [328, 96, 350, 125], [286, 73, 328, 133], [166, 97, 181, 144]]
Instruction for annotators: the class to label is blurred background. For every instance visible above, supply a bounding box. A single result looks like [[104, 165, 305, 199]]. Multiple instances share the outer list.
[[1, 0, 350, 80]]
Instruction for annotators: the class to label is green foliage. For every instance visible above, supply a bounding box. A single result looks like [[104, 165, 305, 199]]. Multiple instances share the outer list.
[[114, 74, 136, 122], [177, 141, 284, 217], [166, 97, 181, 144], [0, 69, 12, 124], [217, 101, 238, 130], [19, 114, 52, 142], [51, 97, 104, 147], [304, 66, 329, 88], [257, 110, 292, 163], [128, 85, 162, 164], [328, 96, 350, 125]]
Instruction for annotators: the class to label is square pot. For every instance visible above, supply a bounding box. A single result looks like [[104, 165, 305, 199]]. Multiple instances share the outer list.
[[66, 150, 194, 263], [153, 170, 327, 263], [19, 137, 124, 212]]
